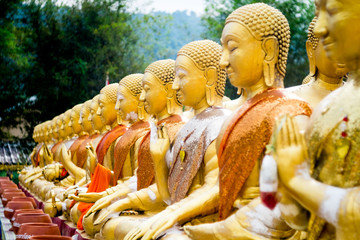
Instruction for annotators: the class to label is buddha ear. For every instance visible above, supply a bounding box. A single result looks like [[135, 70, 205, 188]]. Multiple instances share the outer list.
[[306, 40, 316, 76], [204, 66, 217, 106], [262, 36, 279, 87], [165, 83, 177, 114], [137, 100, 146, 121]]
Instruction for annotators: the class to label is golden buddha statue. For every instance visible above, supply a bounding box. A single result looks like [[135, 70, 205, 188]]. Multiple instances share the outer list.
[[98, 83, 119, 130], [287, 17, 348, 109], [222, 88, 247, 111], [184, 4, 312, 240], [93, 40, 230, 240], [70, 83, 127, 206], [69, 74, 149, 233], [84, 60, 185, 239], [271, 0, 360, 239], [20, 124, 45, 186]]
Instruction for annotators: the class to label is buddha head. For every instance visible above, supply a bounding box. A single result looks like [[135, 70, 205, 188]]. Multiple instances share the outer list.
[[314, 0, 360, 72], [98, 83, 118, 127], [80, 100, 93, 134], [90, 95, 104, 132], [51, 116, 59, 140], [140, 59, 181, 120], [174, 40, 226, 111], [220, 3, 290, 93], [70, 104, 83, 135], [62, 109, 73, 138], [56, 114, 66, 139], [32, 125, 38, 143], [44, 121, 52, 142], [115, 74, 145, 123], [34, 124, 41, 143], [306, 17, 348, 83], [36, 124, 42, 142]]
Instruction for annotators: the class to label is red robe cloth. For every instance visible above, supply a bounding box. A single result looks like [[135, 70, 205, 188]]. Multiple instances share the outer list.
[[77, 164, 112, 230], [96, 125, 127, 165], [218, 88, 312, 219]]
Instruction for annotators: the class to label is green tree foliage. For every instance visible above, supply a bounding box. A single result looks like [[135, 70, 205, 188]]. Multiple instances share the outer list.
[[0, 0, 143, 140], [0, 1, 205, 141], [202, 0, 315, 99], [132, 11, 204, 66]]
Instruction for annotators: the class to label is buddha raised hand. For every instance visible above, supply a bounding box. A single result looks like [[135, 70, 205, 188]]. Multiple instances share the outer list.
[[184, 3, 311, 240], [87, 59, 185, 239], [118, 40, 230, 240], [72, 74, 149, 234], [270, 0, 360, 239], [287, 17, 348, 109]]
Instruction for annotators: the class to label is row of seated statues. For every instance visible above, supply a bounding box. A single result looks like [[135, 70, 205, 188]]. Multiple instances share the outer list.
[[19, 0, 360, 239]]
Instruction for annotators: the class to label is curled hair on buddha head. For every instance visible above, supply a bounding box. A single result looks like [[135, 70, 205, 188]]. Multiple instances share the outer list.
[[71, 104, 82, 117], [145, 59, 181, 106], [63, 109, 72, 123], [177, 40, 226, 97], [145, 59, 176, 85], [302, 17, 320, 84], [119, 74, 144, 97], [308, 17, 319, 50], [226, 3, 290, 82], [100, 83, 119, 103]]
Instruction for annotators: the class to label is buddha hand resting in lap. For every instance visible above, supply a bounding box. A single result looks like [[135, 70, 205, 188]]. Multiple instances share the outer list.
[[98, 40, 231, 240], [83, 60, 185, 238], [184, 3, 312, 240]]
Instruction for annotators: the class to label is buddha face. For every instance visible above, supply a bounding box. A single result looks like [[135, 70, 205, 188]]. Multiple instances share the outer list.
[[313, 40, 348, 78], [51, 124, 58, 139], [62, 114, 73, 137], [220, 22, 265, 89], [140, 72, 167, 117], [80, 106, 92, 133], [57, 118, 66, 138], [70, 110, 82, 135], [173, 55, 207, 108], [98, 94, 116, 126], [115, 85, 138, 121], [89, 101, 103, 131], [315, 0, 360, 68]]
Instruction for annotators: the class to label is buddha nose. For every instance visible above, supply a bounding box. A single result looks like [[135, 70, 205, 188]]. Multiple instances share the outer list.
[[139, 90, 145, 101], [314, 12, 328, 38], [219, 51, 229, 69], [96, 107, 101, 116]]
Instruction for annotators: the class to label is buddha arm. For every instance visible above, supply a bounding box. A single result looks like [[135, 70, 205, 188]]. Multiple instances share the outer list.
[[162, 141, 219, 222], [283, 172, 348, 227], [153, 146, 171, 202], [337, 188, 360, 239], [60, 145, 86, 182], [111, 183, 165, 211], [274, 115, 346, 228]]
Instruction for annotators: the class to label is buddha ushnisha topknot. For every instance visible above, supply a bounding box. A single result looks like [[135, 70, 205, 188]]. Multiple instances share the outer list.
[[177, 40, 226, 97], [119, 74, 144, 96], [100, 83, 119, 103], [226, 3, 290, 79]]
